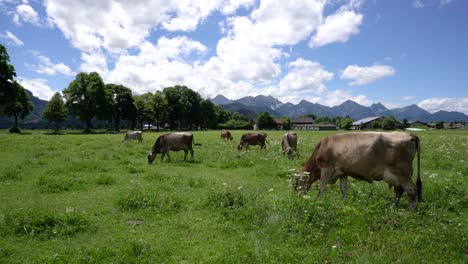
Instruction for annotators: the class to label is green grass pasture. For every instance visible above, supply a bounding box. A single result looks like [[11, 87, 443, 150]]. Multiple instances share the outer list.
[[0, 130, 466, 263]]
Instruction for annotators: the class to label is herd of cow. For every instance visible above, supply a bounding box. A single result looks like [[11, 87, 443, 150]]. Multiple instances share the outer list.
[[122, 130, 422, 209]]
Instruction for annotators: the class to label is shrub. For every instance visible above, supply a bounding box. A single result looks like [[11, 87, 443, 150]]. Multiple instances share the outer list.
[[8, 127, 21, 133]]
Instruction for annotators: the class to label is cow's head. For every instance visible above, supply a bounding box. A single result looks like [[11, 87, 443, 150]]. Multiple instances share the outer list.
[[148, 136, 163, 164], [147, 151, 156, 164]]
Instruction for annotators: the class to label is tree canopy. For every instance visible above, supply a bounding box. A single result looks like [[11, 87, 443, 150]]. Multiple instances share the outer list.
[[257, 112, 276, 129], [63, 72, 111, 133], [105, 84, 136, 131], [0, 44, 17, 114], [2, 81, 34, 132], [43, 92, 67, 132]]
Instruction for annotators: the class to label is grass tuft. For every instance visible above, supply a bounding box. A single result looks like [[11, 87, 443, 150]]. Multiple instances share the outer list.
[[2, 208, 92, 239]]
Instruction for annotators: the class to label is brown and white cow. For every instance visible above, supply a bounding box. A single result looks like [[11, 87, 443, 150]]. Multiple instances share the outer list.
[[282, 132, 298, 159], [237, 133, 268, 150], [121, 131, 143, 143], [147, 132, 200, 163], [221, 130, 233, 141], [293, 132, 421, 209]]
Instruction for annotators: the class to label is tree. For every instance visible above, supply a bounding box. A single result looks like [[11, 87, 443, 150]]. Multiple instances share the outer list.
[[257, 112, 276, 129], [152, 91, 168, 131], [2, 81, 33, 132], [0, 44, 17, 114], [401, 118, 409, 129], [43, 92, 67, 132], [232, 112, 248, 121], [105, 84, 136, 131], [282, 117, 292, 130], [382, 116, 397, 130], [340, 117, 353, 130], [134, 93, 155, 131], [200, 99, 217, 129], [371, 121, 380, 129], [163, 85, 202, 130], [435, 121, 444, 129], [63, 72, 111, 133]]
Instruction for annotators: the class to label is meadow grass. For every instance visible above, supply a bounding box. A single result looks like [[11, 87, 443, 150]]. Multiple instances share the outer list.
[[0, 129, 466, 263]]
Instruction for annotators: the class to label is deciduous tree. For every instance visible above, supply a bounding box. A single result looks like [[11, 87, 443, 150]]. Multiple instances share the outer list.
[[3, 81, 33, 132], [43, 92, 67, 132], [63, 72, 111, 133]]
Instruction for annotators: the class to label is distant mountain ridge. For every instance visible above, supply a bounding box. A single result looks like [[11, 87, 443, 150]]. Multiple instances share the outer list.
[[210, 94, 468, 122]]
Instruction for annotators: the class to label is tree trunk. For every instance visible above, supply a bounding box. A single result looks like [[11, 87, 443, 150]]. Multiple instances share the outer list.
[[85, 119, 92, 133], [14, 113, 18, 129], [55, 121, 59, 132], [115, 118, 120, 132]]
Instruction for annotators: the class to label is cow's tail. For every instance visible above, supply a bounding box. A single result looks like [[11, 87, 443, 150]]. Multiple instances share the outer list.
[[411, 134, 422, 202]]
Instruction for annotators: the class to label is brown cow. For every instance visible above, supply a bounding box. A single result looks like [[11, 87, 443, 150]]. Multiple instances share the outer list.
[[237, 133, 268, 150], [282, 132, 298, 159], [147, 132, 200, 163], [221, 130, 233, 141], [293, 132, 421, 209]]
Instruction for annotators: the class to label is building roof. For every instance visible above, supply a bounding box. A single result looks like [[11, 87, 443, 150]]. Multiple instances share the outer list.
[[352, 116, 382, 126], [291, 117, 314, 124], [275, 118, 286, 124]]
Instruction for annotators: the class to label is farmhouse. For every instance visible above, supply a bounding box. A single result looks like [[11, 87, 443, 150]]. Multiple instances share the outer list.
[[275, 118, 287, 130], [351, 116, 384, 130], [290, 117, 315, 130], [308, 124, 339, 130]]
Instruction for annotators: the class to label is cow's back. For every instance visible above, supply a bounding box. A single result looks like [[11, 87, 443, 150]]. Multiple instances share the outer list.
[[165, 132, 193, 150], [319, 132, 416, 182]]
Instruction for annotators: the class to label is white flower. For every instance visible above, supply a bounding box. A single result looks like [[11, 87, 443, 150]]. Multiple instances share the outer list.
[[238, 186, 243, 190], [268, 188, 274, 192]]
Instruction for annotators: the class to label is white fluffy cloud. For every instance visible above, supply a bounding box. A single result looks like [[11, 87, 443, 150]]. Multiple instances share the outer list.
[[44, 0, 256, 53], [341, 64, 395, 85], [17, 77, 56, 100], [27, 53, 74, 76], [13, 3, 39, 25], [418, 97, 468, 114], [309, 9, 363, 48], [278, 58, 332, 93], [0, 31, 24, 46]]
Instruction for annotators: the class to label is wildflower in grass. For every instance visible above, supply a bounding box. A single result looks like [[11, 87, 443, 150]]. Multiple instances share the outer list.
[[238, 186, 243, 190], [268, 188, 274, 192]]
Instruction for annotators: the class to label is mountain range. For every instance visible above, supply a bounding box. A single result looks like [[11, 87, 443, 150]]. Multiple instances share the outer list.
[[210, 95, 468, 122]]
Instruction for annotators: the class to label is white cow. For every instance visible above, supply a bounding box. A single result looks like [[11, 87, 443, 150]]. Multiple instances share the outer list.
[[121, 131, 143, 143]]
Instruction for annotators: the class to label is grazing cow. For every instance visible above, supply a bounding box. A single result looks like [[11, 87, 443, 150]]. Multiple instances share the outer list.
[[237, 133, 268, 150], [282, 132, 298, 159], [121, 131, 143, 143], [221, 130, 233, 141], [293, 132, 421, 209], [147, 132, 200, 163]]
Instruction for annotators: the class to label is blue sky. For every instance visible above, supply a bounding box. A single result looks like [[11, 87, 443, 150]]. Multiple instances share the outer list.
[[1, 0, 467, 113]]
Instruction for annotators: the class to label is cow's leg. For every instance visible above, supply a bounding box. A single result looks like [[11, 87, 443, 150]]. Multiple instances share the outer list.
[[317, 168, 333, 200], [165, 152, 171, 162], [189, 147, 194, 160], [183, 149, 188, 161], [394, 185, 404, 205], [161, 152, 166, 162], [340, 176, 348, 202], [401, 180, 417, 210]]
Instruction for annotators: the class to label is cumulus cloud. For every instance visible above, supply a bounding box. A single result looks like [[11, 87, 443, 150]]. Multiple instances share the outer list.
[[309, 2, 363, 48], [418, 97, 468, 114], [13, 4, 39, 25], [0, 31, 24, 46], [340, 64, 395, 85], [44, 0, 255, 53], [17, 77, 56, 100], [27, 53, 74, 76]]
